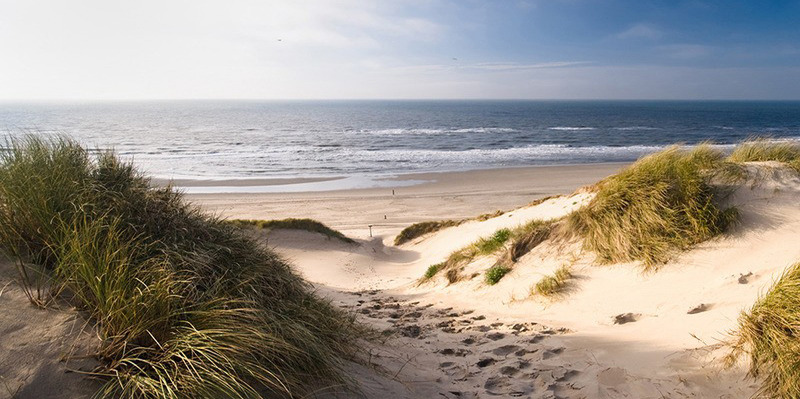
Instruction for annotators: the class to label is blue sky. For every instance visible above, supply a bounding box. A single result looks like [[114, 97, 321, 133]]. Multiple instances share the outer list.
[[0, 0, 798, 100]]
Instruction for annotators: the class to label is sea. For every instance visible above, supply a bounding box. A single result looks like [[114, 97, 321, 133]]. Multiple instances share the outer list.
[[1, 100, 799, 185]]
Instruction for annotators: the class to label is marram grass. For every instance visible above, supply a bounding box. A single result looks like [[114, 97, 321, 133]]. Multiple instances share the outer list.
[[394, 220, 463, 245], [227, 218, 356, 244], [728, 138, 800, 172], [422, 220, 557, 284], [0, 136, 362, 398], [531, 265, 572, 297], [729, 262, 800, 398], [567, 145, 738, 269]]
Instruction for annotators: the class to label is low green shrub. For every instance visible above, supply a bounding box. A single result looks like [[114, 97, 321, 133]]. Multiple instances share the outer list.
[[485, 265, 511, 285]]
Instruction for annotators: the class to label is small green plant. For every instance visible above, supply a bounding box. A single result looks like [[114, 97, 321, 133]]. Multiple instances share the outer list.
[[485, 265, 511, 285], [423, 263, 443, 279], [227, 217, 356, 243], [728, 261, 800, 398], [475, 228, 511, 254], [532, 265, 573, 297]]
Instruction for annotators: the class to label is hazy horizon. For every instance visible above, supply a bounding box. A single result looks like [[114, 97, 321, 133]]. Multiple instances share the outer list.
[[2, 1, 799, 101]]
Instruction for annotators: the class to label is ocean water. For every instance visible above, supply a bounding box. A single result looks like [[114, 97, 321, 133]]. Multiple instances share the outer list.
[[1, 100, 799, 181]]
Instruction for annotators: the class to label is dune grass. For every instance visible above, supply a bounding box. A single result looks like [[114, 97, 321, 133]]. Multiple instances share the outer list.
[[567, 145, 739, 269], [728, 138, 800, 171], [422, 219, 557, 284], [394, 220, 463, 245], [485, 265, 511, 285], [0, 136, 362, 398], [395, 210, 510, 246], [531, 265, 573, 297], [227, 218, 356, 244], [728, 261, 800, 398]]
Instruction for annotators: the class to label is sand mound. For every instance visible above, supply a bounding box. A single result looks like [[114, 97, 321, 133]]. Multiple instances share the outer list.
[[266, 163, 800, 398]]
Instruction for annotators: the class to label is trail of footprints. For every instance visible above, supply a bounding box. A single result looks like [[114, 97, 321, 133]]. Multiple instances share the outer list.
[[344, 291, 583, 398]]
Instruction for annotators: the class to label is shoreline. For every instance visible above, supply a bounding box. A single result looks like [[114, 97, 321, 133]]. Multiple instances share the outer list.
[[170, 162, 629, 194]]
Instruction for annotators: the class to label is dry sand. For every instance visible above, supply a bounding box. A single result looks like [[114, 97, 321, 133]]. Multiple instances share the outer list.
[[185, 163, 795, 398]]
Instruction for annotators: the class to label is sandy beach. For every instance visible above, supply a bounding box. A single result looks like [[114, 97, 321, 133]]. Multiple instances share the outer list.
[[181, 161, 792, 398], [185, 164, 627, 239]]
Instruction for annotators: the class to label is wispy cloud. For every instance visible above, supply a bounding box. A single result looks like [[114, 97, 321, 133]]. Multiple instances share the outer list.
[[617, 23, 662, 40], [658, 44, 713, 59], [387, 61, 592, 74]]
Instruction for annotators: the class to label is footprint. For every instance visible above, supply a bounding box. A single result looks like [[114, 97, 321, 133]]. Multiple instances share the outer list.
[[491, 344, 520, 356], [542, 347, 565, 359], [500, 366, 519, 376], [687, 303, 712, 314], [613, 313, 640, 325], [738, 272, 753, 284], [486, 332, 505, 341], [476, 358, 497, 367]]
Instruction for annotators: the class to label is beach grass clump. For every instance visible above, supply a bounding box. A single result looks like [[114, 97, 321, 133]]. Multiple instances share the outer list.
[[506, 219, 556, 264], [474, 228, 512, 254], [423, 263, 444, 280], [422, 220, 558, 284], [531, 265, 573, 297], [394, 220, 463, 245], [485, 265, 511, 285], [728, 262, 800, 398], [227, 217, 356, 244], [476, 210, 505, 221], [728, 138, 800, 172], [567, 145, 738, 269], [0, 136, 361, 398]]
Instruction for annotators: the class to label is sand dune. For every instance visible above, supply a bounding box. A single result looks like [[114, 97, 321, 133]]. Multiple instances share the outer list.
[[5, 162, 800, 397], [253, 163, 800, 398]]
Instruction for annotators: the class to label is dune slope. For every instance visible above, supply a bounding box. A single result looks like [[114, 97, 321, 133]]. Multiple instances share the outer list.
[[266, 163, 800, 398]]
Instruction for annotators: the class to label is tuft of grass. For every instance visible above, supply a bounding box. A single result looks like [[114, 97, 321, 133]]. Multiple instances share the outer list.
[[227, 218, 356, 244], [506, 220, 556, 264], [485, 265, 511, 285], [394, 220, 462, 245], [527, 195, 559, 207], [423, 263, 443, 280], [531, 265, 573, 297], [474, 228, 511, 254], [567, 145, 738, 269], [728, 138, 800, 171], [476, 210, 505, 221], [0, 136, 362, 398], [421, 219, 559, 284], [728, 262, 800, 398]]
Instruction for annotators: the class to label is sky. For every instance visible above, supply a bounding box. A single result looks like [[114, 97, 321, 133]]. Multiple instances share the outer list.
[[1, 0, 799, 100]]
